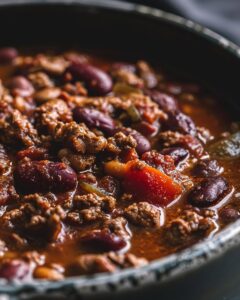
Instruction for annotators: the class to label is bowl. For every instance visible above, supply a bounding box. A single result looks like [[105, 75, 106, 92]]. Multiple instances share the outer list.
[[1, 1, 240, 299]]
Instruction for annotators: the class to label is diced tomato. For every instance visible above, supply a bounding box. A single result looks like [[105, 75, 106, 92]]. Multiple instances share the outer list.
[[123, 160, 182, 207]]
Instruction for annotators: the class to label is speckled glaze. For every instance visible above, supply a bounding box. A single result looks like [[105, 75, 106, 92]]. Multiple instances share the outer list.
[[1, 1, 240, 299]]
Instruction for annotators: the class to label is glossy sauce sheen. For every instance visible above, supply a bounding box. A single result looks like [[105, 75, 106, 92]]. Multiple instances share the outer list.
[[0, 48, 239, 281]]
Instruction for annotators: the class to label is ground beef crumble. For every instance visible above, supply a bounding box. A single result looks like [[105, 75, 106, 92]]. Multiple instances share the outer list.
[[125, 202, 161, 228]]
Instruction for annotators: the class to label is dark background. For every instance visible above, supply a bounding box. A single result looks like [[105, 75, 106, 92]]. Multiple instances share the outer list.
[[120, 0, 240, 45]]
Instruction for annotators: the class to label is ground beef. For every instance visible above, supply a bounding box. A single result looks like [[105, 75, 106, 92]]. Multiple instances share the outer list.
[[2, 194, 65, 243], [58, 148, 95, 171], [142, 150, 176, 175], [0, 145, 18, 206], [65, 193, 116, 225], [28, 72, 54, 89], [102, 217, 130, 240], [36, 99, 72, 130], [0, 109, 40, 147], [165, 208, 216, 245], [125, 202, 161, 228], [53, 121, 107, 154], [106, 132, 137, 155]]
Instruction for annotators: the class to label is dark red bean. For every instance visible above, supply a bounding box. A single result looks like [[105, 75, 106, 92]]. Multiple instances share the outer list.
[[0, 47, 18, 64], [178, 135, 204, 158], [81, 230, 127, 251], [145, 90, 178, 112], [133, 121, 159, 137], [192, 159, 223, 177], [118, 127, 151, 155], [165, 110, 196, 136], [220, 207, 240, 223], [15, 160, 77, 193], [161, 147, 189, 166], [73, 107, 115, 135], [0, 260, 30, 281], [68, 62, 112, 96], [188, 177, 228, 207], [7, 76, 34, 97]]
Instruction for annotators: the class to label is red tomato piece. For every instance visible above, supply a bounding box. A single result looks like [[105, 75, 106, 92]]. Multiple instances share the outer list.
[[122, 161, 182, 207]]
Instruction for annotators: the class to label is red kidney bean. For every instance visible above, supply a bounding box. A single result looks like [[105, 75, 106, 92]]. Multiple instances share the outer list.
[[73, 107, 115, 135], [133, 121, 159, 137], [145, 90, 178, 112], [165, 110, 196, 136], [220, 207, 240, 223], [192, 159, 223, 177], [188, 177, 228, 207], [7, 76, 34, 97], [118, 127, 151, 155], [0, 47, 18, 64], [81, 230, 127, 251], [15, 160, 77, 193], [178, 135, 204, 158], [161, 147, 189, 166], [0, 260, 30, 281], [68, 62, 112, 96]]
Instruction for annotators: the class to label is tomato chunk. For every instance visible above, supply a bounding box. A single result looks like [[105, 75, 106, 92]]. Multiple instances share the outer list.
[[105, 160, 182, 207], [123, 161, 182, 207]]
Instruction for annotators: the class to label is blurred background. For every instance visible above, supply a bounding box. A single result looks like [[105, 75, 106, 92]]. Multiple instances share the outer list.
[[121, 0, 240, 44], [0, 0, 239, 44]]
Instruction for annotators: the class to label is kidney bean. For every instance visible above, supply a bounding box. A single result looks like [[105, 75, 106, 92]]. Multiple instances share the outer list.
[[0, 47, 18, 64], [165, 110, 196, 136], [145, 90, 178, 112], [7, 76, 34, 97], [81, 230, 127, 251], [161, 147, 189, 166], [220, 207, 240, 223], [118, 127, 151, 155], [73, 107, 115, 135], [188, 177, 228, 207], [192, 159, 223, 177], [133, 121, 159, 137], [179, 135, 204, 157], [0, 260, 30, 281], [15, 160, 77, 193], [68, 62, 112, 96]]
